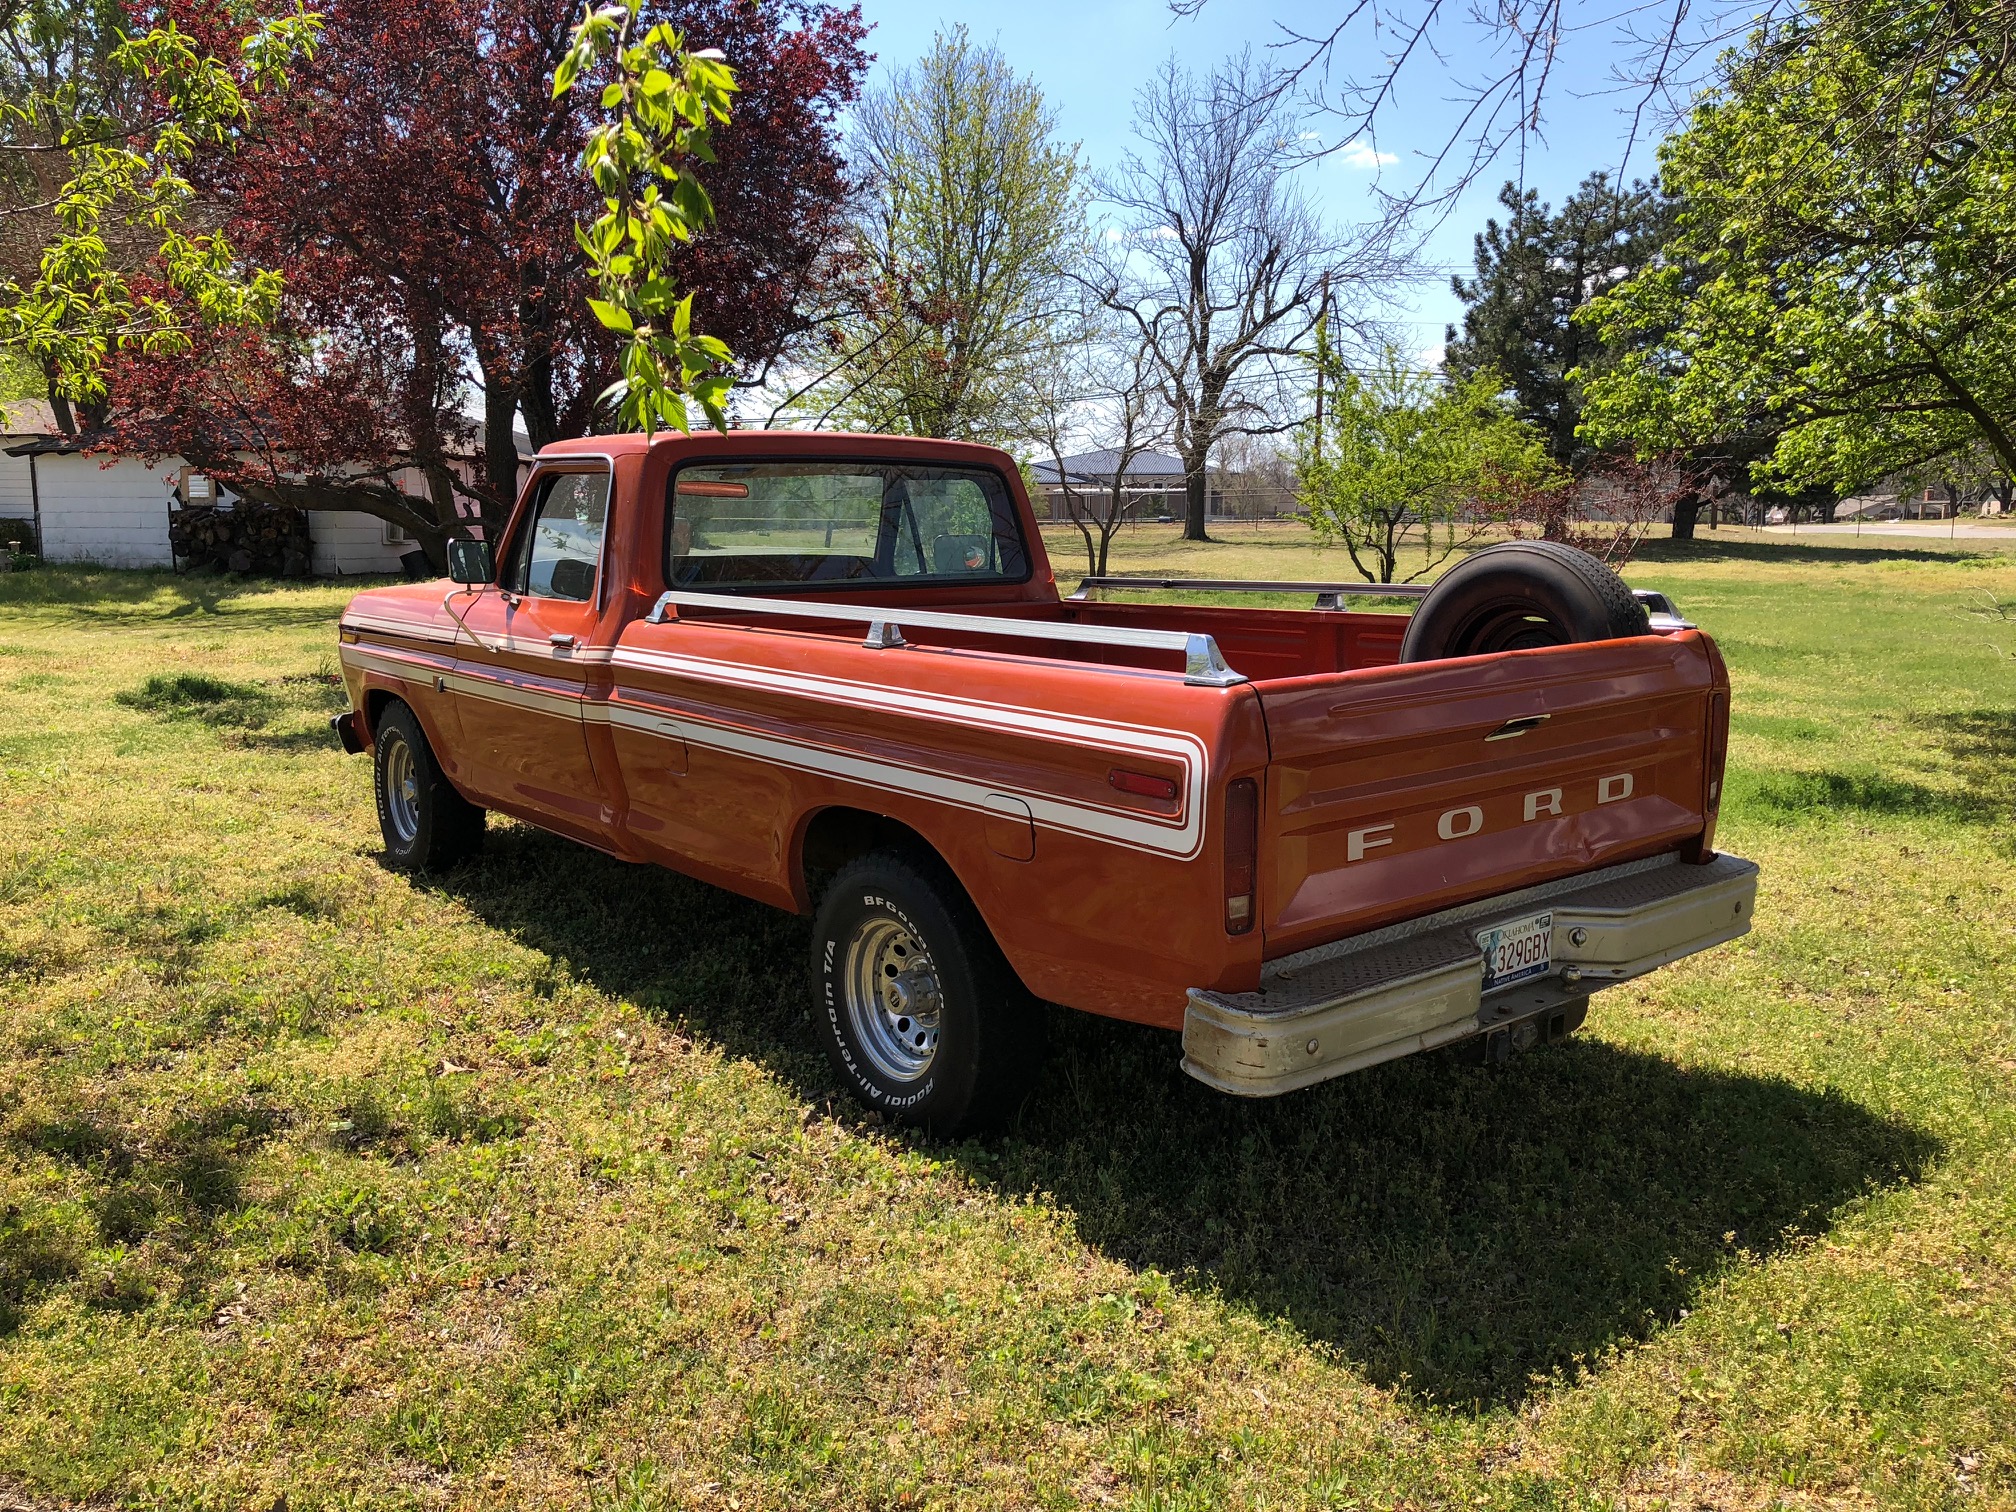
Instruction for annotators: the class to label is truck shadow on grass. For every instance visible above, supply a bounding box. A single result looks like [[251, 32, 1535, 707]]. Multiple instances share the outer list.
[[997, 1011, 1934, 1407], [1729, 766, 2006, 827], [445, 827, 1937, 1411]]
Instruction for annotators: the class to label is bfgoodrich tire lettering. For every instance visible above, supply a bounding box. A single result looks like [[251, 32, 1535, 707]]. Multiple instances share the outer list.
[[373, 700, 485, 872], [1401, 540, 1650, 663], [811, 851, 1044, 1134]]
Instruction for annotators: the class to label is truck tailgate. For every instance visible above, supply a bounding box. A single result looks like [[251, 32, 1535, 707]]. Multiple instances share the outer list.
[[1255, 632, 1721, 956]]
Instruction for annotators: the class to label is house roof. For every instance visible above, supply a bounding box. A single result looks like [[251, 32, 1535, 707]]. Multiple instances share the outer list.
[[0, 398, 59, 439], [1029, 449, 1186, 485]]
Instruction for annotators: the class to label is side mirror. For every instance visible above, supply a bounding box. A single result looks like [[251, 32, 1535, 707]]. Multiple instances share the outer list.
[[446, 538, 494, 586]]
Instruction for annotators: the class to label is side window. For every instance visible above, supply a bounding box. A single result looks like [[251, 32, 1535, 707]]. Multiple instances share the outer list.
[[504, 472, 608, 601]]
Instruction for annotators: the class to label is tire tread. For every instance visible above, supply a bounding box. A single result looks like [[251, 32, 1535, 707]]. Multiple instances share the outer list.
[[812, 849, 1044, 1135], [374, 701, 485, 872]]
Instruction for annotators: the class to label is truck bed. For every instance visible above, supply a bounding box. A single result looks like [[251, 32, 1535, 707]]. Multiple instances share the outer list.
[[645, 589, 1725, 962]]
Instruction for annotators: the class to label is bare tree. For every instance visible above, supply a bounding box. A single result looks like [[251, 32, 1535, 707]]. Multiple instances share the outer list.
[[1212, 432, 1299, 525], [1169, 0, 2014, 219], [1089, 53, 1397, 542], [1032, 315, 1173, 578]]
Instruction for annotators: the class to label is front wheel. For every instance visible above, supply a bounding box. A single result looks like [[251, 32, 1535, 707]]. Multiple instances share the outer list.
[[373, 700, 485, 872], [811, 852, 1045, 1135]]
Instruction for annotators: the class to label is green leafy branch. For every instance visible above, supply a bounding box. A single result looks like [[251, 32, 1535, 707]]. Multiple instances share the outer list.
[[0, 8, 322, 409], [554, 0, 736, 435]]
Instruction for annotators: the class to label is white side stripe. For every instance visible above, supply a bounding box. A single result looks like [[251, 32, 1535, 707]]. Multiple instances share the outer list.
[[607, 645, 1207, 859], [342, 611, 460, 646], [600, 699, 1204, 858], [612, 644, 1204, 770], [342, 611, 614, 661], [345, 631, 1213, 860]]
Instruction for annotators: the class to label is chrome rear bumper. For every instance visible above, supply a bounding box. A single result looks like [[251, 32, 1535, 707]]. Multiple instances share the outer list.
[[1182, 852, 1758, 1097]]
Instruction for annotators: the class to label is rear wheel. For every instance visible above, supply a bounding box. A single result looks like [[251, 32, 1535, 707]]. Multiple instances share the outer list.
[[373, 701, 485, 871], [1401, 540, 1648, 662], [811, 852, 1045, 1134]]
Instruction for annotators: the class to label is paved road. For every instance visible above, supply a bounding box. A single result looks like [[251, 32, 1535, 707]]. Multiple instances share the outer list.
[[1758, 521, 2016, 541]]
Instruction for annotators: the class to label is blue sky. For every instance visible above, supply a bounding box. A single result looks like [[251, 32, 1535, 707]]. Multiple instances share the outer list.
[[851, 0, 1679, 357]]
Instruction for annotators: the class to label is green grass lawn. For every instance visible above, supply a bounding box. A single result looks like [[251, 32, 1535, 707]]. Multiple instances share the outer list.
[[2, 531, 2014, 1510]]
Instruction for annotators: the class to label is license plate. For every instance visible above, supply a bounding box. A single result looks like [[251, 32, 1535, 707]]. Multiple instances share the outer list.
[[1478, 910, 1553, 991]]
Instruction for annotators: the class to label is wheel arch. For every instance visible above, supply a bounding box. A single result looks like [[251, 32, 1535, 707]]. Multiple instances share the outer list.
[[794, 805, 952, 914], [361, 685, 402, 748], [359, 687, 468, 808]]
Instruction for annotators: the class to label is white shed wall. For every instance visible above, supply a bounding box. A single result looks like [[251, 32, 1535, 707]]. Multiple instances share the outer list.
[[36, 454, 177, 567], [0, 451, 34, 523], [308, 511, 411, 576], [17, 447, 491, 575]]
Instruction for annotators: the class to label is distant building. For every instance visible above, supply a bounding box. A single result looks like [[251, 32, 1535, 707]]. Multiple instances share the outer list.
[[0, 399, 521, 573], [1836, 489, 1957, 521], [1030, 448, 1304, 524], [1029, 449, 1190, 522]]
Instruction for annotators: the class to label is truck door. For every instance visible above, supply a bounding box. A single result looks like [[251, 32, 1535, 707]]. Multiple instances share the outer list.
[[448, 467, 611, 830]]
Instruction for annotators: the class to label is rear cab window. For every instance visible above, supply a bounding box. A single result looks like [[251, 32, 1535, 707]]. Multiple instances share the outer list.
[[667, 460, 1030, 591]]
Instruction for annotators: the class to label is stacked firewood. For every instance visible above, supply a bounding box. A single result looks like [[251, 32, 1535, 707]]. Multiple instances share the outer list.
[[171, 503, 313, 577]]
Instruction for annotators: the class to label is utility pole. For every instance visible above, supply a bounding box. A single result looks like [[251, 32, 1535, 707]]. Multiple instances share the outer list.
[[1311, 271, 1330, 462]]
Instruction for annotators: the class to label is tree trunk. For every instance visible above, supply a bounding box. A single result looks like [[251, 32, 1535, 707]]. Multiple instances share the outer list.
[[482, 378, 522, 537], [1671, 492, 1701, 541], [520, 353, 560, 451], [1182, 451, 1210, 541], [44, 370, 75, 437]]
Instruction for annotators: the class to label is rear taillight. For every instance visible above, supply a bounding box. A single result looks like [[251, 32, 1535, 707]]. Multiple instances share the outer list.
[[1694, 689, 1729, 860], [1224, 778, 1258, 934]]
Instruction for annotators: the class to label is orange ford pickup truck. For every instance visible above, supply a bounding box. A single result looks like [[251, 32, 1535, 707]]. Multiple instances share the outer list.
[[333, 430, 1757, 1131]]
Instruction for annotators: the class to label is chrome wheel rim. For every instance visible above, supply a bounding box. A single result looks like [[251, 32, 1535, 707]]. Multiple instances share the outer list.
[[382, 732, 421, 845], [843, 917, 942, 1082]]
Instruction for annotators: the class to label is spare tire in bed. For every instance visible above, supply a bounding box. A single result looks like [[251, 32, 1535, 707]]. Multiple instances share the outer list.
[[1399, 540, 1650, 663]]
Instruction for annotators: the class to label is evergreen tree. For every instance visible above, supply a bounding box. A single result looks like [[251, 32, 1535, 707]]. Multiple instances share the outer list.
[[1444, 174, 1669, 471]]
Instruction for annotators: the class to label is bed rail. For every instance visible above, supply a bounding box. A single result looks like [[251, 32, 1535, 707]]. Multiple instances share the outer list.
[[1066, 576, 1431, 610], [641, 589, 1249, 687]]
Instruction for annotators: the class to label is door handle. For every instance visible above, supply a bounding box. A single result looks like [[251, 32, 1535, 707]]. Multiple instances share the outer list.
[[549, 634, 578, 650]]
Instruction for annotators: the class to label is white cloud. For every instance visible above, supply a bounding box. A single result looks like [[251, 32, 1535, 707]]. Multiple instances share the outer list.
[[1297, 130, 1323, 143], [1339, 139, 1398, 170], [1417, 342, 1447, 371]]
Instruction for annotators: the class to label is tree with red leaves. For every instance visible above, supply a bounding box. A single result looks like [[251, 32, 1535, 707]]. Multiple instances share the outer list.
[[109, 0, 865, 558]]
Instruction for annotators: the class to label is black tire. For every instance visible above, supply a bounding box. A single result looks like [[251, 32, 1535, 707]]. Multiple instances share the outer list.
[[1400, 540, 1649, 663], [810, 851, 1045, 1135], [373, 700, 485, 872]]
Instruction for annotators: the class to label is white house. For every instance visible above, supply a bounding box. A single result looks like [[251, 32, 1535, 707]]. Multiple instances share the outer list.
[[0, 399, 515, 575]]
